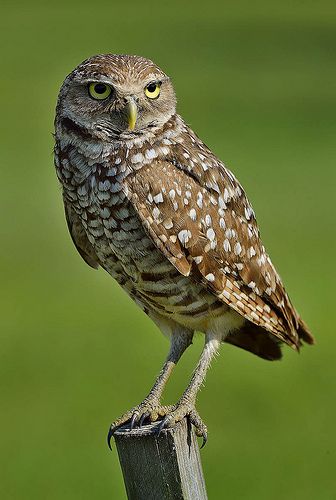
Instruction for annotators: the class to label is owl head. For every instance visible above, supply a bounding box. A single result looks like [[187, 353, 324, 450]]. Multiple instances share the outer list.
[[55, 54, 176, 141]]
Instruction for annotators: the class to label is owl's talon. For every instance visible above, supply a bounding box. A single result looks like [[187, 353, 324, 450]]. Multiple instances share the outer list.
[[200, 433, 208, 448], [139, 411, 150, 426], [130, 413, 138, 430], [107, 426, 114, 451], [189, 409, 208, 447], [157, 415, 170, 435], [155, 401, 207, 446], [107, 399, 172, 446]]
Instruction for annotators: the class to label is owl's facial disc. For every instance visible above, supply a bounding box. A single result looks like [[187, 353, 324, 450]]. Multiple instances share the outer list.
[[57, 55, 177, 141]]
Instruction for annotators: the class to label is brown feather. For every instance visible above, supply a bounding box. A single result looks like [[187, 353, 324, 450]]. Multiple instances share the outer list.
[[64, 198, 99, 269], [225, 322, 283, 360]]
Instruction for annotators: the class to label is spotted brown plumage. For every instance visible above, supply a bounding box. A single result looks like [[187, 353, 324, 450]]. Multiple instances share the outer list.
[[54, 54, 314, 445]]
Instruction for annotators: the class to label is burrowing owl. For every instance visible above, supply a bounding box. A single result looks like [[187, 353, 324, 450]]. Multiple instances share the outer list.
[[54, 54, 314, 447]]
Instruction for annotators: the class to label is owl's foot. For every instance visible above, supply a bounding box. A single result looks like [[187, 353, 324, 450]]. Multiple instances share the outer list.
[[107, 398, 173, 449], [158, 399, 208, 448]]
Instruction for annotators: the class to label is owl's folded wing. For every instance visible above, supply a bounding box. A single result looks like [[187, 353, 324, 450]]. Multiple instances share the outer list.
[[63, 196, 99, 269], [124, 159, 313, 348]]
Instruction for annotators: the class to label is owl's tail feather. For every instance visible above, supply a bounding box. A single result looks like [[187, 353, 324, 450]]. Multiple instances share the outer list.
[[225, 323, 283, 361], [297, 317, 315, 345], [225, 316, 314, 361]]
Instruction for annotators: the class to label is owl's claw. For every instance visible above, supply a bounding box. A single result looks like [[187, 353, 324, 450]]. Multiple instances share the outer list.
[[107, 426, 114, 450], [107, 399, 174, 449], [107, 397, 207, 449], [130, 413, 138, 431], [157, 401, 208, 447], [200, 433, 208, 449], [107, 400, 207, 450], [139, 411, 150, 426]]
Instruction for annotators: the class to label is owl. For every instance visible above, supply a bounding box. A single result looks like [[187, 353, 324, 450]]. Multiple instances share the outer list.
[[54, 54, 314, 447]]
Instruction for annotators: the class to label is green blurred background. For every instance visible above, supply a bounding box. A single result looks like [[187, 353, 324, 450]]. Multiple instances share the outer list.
[[1, 0, 335, 498]]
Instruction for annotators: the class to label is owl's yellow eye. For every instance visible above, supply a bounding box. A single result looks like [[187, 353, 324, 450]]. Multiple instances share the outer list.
[[88, 82, 112, 100], [145, 82, 161, 99]]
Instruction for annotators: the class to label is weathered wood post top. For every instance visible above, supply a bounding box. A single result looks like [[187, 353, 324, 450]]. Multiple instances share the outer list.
[[114, 418, 208, 500]]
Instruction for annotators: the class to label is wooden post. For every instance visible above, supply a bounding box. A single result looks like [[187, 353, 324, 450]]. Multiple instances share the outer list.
[[113, 418, 208, 500]]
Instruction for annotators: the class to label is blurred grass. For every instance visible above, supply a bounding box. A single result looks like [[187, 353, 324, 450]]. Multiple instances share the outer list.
[[0, 0, 335, 498]]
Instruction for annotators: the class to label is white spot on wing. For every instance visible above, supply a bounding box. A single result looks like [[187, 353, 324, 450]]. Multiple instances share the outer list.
[[152, 207, 160, 220], [223, 239, 231, 252], [223, 188, 230, 203], [153, 192, 164, 203], [178, 229, 192, 245], [189, 208, 197, 221], [197, 192, 203, 208], [234, 242, 242, 255], [205, 214, 212, 226], [206, 228, 216, 241]]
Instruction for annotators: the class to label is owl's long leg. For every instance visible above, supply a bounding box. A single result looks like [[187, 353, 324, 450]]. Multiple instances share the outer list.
[[107, 329, 193, 448], [158, 333, 221, 446]]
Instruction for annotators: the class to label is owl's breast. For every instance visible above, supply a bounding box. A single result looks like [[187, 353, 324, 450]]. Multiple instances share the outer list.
[[55, 143, 163, 273]]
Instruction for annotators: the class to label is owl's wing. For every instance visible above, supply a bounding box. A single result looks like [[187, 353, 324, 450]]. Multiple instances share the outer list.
[[63, 197, 99, 269], [124, 156, 313, 348]]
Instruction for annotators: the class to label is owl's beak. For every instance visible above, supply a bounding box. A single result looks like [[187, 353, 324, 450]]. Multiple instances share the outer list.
[[126, 98, 137, 131]]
